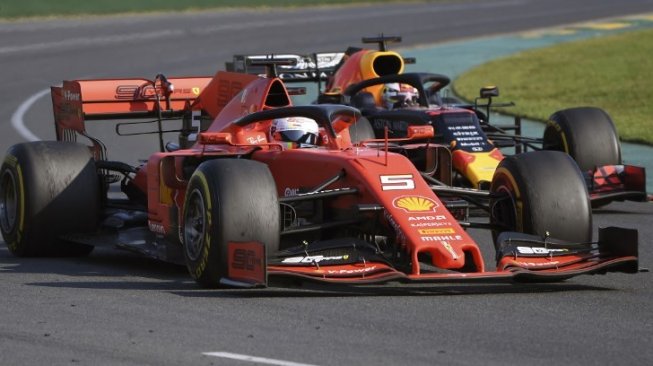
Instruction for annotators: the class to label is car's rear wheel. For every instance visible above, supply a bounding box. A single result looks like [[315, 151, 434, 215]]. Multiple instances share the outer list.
[[489, 151, 591, 248], [182, 159, 280, 288], [0, 142, 99, 256], [543, 107, 621, 171]]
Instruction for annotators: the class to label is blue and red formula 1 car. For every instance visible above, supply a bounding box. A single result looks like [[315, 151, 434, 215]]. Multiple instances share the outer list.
[[0, 59, 639, 288], [228, 36, 647, 208]]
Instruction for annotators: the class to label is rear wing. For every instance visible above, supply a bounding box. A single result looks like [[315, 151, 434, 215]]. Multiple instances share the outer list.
[[223, 36, 418, 82], [225, 53, 346, 82], [50, 71, 261, 156], [51, 75, 212, 134]]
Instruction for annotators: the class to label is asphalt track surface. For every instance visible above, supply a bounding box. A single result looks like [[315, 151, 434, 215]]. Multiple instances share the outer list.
[[1, 1, 653, 365]]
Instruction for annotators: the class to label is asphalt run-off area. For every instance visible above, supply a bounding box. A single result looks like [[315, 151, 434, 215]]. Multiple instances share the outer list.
[[400, 14, 653, 193]]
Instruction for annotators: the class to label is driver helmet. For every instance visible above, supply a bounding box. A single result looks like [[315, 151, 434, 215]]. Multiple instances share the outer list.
[[382, 83, 419, 109], [270, 116, 319, 148]]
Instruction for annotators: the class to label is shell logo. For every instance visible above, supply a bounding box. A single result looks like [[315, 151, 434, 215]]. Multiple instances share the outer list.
[[393, 196, 439, 212]]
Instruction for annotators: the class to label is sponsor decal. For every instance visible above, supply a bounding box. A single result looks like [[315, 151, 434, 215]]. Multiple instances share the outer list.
[[373, 119, 408, 133], [516, 247, 569, 255], [284, 187, 349, 198], [326, 266, 377, 275], [384, 211, 406, 244], [232, 249, 259, 270], [228, 242, 265, 284], [418, 228, 455, 235], [408, 215, 447, 221], [4, 154, 18, 168], [441, 241, 459, 259], [393, 196, 439, 213], [284, 187, 300, 197], [115, 85, 147, 100], [517, 261, 561, 267], [421, 235, 463, 242], [282, 254, 350, 264], [246, 135, 266, 144], [63, 90, 80, 101], [114, 84, 197, 100], [410, 222, 451, 228], [148, 222, 166, 235]]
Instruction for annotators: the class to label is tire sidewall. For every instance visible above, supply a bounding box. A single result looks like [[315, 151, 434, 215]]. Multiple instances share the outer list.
[[490, 151, 592, 246], [0, 154, 26, 255], [544, 107, 621, 171], [183, 169, 225, 285], [1, 142, 99, 256]]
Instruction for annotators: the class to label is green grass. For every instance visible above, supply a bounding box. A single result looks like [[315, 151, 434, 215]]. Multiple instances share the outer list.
[[453, 28, 653, 145], [0, 0, 449, 19]]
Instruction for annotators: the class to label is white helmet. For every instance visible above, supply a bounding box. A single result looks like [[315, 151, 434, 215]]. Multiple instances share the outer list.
[[270, 116, 319, 147], [382, 83, 419, 109]]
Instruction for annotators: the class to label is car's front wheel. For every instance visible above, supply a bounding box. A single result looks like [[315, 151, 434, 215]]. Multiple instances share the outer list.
[[489, 151, 592, 248], [182, 159, 280, 288]]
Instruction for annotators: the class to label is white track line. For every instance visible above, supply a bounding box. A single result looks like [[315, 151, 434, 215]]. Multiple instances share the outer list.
[[11, 89, 49, 142], [203, 352, 319, 366]]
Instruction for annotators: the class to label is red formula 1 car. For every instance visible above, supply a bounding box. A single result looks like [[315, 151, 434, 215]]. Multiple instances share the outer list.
[[227, 36, 647, 208], [0, 62, 639, 288]]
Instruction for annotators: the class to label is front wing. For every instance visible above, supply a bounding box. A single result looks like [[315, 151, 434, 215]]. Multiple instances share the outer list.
[[228, 227, 638, 286], [587, 164, 648, 207]]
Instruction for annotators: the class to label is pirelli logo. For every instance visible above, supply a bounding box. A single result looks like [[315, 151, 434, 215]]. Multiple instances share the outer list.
[[418, 228, 455, 235]]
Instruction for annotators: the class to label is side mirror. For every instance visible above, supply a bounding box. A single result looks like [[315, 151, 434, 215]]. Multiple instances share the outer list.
[[407, 125, 434, 140], [480, 86, 499, 98]]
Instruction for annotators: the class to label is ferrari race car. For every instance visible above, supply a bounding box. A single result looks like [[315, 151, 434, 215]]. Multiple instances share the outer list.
[[0, 61, 639, 288], [227, 36, 648, 208]]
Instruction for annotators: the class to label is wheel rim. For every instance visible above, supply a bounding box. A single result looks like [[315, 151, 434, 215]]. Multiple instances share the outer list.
[[183, 188, 207, 261], [0, 169, 18, 234]]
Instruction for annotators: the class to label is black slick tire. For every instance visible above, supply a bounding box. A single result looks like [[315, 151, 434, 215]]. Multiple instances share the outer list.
[[543, 107, 621, 171], [489, 151, 592, 248], [0, 142, 99, 256]]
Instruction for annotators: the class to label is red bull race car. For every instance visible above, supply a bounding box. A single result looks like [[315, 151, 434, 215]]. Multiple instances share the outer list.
[[0, 60, 639, 288], [227, 36, 647, 208]]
